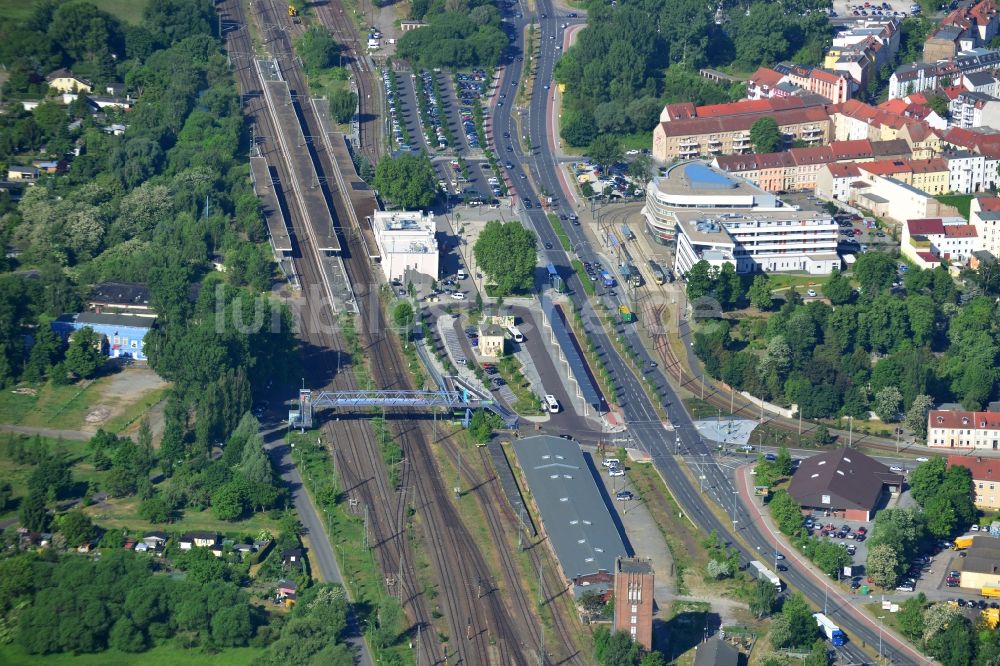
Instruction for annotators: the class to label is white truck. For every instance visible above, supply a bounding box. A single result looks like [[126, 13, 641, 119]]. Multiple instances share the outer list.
[[813, 613, 847, 646], [749, 560, 782, 590]]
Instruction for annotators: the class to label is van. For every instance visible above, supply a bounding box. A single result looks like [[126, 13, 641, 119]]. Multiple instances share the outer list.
[[457, 269, 467, 280], [602, 458, 620, 468], [544, 394, 560, 413]]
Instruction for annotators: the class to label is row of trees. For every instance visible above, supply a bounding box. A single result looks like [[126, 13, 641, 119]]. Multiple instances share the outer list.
[[556, 0, 832, 148], [692, 257, 997, 421], [894, 594, 1000, 666], [397, 5, 507, 69]]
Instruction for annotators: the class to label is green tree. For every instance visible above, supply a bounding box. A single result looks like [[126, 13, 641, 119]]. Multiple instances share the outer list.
[[473, 220, 537, 296], [749, 579, 777, 618], [329, 88, 358, 124], [927, 616, 975, 666], [109, 616, 147, 653], [373, 153, 439, 209], [0, 480, 11, 512], [781, 593, 818, 649], [640, 653, 668, 666], [873, 386, 903, 422], [238, 432, 272, 487], [58, 509, 96, 547], [905, 394, 934, 440], [896, 593, 926, 642], [804, 640, 830, 666], [768, 490, 803, 536], [211, 481, 247, 521], [715, 263, 742, 309], [19, 488, 49, 532], [685, 260, 715, 302], [64, 327, 104, 379], [925, 94, 949, 117], [824, 268, 853, 305], [866, 543, 901, 588], [599, 630, 641, 666], [909, 457, 946, 507], [589, 134, 623, 171], [748, 274, 774, 310], [750, 117, 782, 153], [391, 301, 415, 339], [138, 496, 172, 523], [295, 25, 340, 74], [853, 252, 897, 296]]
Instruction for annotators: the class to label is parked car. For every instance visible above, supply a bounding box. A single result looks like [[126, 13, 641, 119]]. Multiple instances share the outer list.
[[615, 490, 634, 501]]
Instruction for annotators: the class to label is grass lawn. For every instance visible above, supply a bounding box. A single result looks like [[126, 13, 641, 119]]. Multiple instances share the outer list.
[[86, 501, 286, 537], [0, 369, 169, 433], [766, 273, 824, 292], [936, 194, 973, 220], [548, 213, 572, 251], [0, 0, 149, 23], [0, 643, 264, 666]]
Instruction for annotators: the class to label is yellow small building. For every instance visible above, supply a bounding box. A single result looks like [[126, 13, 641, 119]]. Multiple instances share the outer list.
[[45, 68, 92, 94], [477, 323, 506, 358], [957, 536, 1000, 589]]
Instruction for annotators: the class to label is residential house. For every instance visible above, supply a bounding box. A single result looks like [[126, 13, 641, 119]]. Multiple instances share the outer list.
[[87, 282, 154, 317], [928, 409, 1000, 449], [972, 196, 1000, 257], [45, 68, 92, 93], [816, 162, 863, 200], [924, 25, 973, 61], [901, 217, 979, 267], [693, 638, 741, 666], [948, 456, 1000, 509], [477, 323, 506, 358], [51, 311, 155, 361], [963, 70, 1000, 95], [936, 0, 1000, 49], [899, 121, 944, 158], [910, 157, 951, 194], [87, 95, 133, 111], [277, 579, 298, 601], [7, 166, 39, 182], [889, 47, 1000, 99], [949, 91, 1000, 129], [31, 160, 66, 174], [143, 531, 168, 552], [946, 150, 993, 193], [179, 532, 219, 550], [281, 547, 303, 567], [787, 448, 904, 521]]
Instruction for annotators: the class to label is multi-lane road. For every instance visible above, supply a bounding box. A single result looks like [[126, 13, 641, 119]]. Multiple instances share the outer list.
[[488, 2, 926, 664]]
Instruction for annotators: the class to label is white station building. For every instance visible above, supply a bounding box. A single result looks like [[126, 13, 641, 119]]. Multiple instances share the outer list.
[[643, 162, 841, 277], [372, 210, 439, 284]]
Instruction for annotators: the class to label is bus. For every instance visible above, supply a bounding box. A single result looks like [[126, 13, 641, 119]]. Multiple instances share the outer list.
[[618, 304, 635, 323], [600, 271, 615, 287], [621, 224, 635, 241], [506, 326, 524, 343], [648, 259, 666, 285], [546, 263, 563, 292], [544, 394, 561, 413], [624, 262, 642, 287]]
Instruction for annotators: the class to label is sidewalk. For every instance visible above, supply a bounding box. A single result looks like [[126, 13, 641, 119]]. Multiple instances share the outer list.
[[735, 466, 928, 665]]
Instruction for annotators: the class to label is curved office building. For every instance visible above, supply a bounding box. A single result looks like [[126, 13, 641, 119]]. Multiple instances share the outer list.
[[642, 162, 840, 277]]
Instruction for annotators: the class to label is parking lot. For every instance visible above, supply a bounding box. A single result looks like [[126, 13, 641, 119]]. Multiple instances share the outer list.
[[830, 0, 926, 19]]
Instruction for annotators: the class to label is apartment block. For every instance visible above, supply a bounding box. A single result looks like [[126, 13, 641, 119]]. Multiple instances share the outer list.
[[947, 456, 1000, 509], [651, 97, 831, 162], [928, 409, 1000, 449], [949, 91, 1000, 129], [889, 47, 1000, 99], [901, 217, 979, 268]]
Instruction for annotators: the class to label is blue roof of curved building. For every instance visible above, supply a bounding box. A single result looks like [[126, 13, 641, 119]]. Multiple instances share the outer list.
[[683, 162, 737, 189]]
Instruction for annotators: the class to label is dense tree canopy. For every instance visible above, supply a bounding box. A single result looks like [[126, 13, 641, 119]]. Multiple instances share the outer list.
[[373, 152, 439, 209], [473, 220, 537, 296]]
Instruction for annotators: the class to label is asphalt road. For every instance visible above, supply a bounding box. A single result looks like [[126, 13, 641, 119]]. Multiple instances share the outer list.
[[488, 1, 924, 662]]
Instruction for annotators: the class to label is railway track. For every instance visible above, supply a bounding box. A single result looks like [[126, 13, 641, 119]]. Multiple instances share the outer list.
[[225, 1, 557, 663], [313, 0, 384, 161], [599, 205, 925, 458]]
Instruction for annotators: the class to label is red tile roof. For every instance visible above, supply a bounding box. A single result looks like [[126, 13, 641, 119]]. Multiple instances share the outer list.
[[908, 92, 930, 105], [948, 455, 1000, 482], [860, 159, 912, 176], [944, 224, 978, 238], [756, 152, 794, 169], [917, 251, 940, 263], [879, 99, 908, 114], [658, 106, 830, 139], [910, 157, 948, 173], [931, 409, 1000, 431], [907, 218, 945, 235], [826, 162, 862, 178], [664, 102, 696, 121], [790, 145, 834, 166], [976, 196, 1000, 211], [695, 96, 807, 118], [750, 67, 785, 89], [830, 139, 874, 160], [713, 155, 759, 172]]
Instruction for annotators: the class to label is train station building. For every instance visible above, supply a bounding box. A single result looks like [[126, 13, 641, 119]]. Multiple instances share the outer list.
[[512, 436, 628, 597], [372, 210, 438, 284]]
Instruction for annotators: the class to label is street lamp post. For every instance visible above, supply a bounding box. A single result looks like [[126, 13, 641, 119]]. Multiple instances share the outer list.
[[878, 615, 885, 663]]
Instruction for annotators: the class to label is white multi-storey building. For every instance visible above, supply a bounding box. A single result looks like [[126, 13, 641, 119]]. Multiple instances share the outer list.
[[372, 210, 438, 284], [644, 163, 840, 276]]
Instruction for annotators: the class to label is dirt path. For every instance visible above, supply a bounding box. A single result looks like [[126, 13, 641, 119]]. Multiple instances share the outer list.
[[0, 424, 91, 441]]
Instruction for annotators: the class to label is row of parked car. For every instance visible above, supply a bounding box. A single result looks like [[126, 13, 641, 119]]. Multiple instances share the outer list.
[[456, 70, 489, 150], [383, 70, 411, 151], [415, 71, 448, 150]]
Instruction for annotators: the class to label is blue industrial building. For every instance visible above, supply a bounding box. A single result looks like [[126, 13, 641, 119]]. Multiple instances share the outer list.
[[52, 312, 156, 361]]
